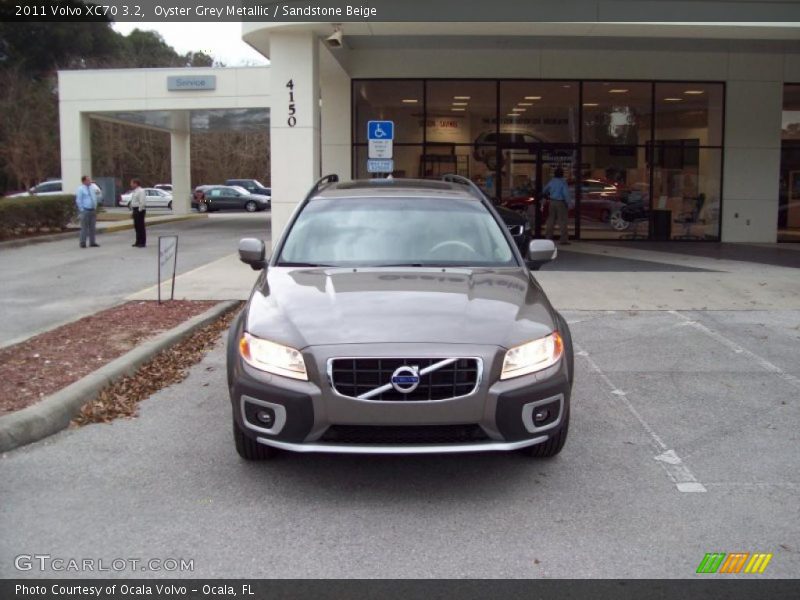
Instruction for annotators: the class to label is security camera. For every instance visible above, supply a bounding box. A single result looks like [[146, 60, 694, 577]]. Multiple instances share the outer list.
[[326, 26, 343, 48]]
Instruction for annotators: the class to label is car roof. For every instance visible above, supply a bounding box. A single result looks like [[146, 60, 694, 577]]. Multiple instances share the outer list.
[[313, 178, 480, 201]]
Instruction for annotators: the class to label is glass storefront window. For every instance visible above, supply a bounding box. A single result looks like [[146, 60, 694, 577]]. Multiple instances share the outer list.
[[425, 81, 497, 149], [353, 80, 424, 143], [582, 82, 652, 145], [654, 82, 723, 146], [651, 147, 722, 240], [579, 146, 651, 240], [779, 84, 800, 242], [500, 81, 579, 144]]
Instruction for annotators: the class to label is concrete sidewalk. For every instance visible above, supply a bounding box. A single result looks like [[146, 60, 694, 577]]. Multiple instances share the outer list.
[[127, 241, 800, 311], [0, 212, 206, 249]]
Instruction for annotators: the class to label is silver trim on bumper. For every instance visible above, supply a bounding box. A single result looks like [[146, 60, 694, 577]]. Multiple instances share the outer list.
[[255, 435, 548, 455]]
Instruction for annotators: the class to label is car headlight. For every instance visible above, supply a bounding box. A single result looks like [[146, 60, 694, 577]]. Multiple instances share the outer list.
[[239, 332, 307, 380], [500, 332, 564, 380]]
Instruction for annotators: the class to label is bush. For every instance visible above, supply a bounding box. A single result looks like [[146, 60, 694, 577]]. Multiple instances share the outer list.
[[0, 194, 77, 240]]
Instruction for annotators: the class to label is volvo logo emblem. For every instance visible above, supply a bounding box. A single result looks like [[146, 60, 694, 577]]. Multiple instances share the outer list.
[[390, 365, 420, 394]]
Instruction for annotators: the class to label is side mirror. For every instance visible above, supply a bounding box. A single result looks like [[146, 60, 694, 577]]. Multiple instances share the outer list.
[[525, 239, 557, 271], [238, 238, 267, 271]]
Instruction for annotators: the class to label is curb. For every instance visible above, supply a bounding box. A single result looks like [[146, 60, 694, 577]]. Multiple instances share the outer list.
[[0, 300, 240, 453], [0, 214, 206, 250]]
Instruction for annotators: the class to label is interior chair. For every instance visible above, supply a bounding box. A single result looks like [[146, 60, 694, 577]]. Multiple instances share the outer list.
[[672, 193, 706, 240]]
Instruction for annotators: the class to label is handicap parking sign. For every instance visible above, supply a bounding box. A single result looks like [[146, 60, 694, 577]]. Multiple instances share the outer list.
[[367, 121, 394, 140]]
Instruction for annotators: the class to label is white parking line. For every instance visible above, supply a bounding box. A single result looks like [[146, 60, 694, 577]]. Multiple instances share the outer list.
[[668, 311, 800, 392], [576, 345, 707, 493]]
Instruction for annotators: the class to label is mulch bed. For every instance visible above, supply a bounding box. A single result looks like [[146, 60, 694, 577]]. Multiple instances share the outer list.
[[72, 307, 239, 426], [0, 300, 218, 416]]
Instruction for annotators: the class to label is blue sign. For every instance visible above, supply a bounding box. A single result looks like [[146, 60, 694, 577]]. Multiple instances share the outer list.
[[367, 121, 394, 141], [367, 159, 394, 173]]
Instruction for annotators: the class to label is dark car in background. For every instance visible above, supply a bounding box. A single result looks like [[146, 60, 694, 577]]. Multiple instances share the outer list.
[[225, 179, 271, 198], [194, 185, 270, 213]]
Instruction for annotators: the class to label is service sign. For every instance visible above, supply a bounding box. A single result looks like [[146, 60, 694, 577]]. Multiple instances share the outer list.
[[167, 75, 217, 91], [158, 235, 179, 303]]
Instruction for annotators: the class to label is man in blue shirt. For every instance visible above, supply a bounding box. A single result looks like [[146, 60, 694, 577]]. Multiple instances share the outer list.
[[542, 167, 571, 245], [75, 175, 99, 248]]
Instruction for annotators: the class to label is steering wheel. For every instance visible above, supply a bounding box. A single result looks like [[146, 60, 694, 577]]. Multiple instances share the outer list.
[[428, 240, 478, 257]]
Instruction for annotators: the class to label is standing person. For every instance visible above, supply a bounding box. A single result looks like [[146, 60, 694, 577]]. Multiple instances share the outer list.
[[543, 167, 571, 245], [75, 175, 99, 248], [130, 178, 147, 248]]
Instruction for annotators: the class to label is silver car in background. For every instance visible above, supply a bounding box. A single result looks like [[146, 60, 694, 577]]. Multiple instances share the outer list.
[[227, 175, 573, 459]]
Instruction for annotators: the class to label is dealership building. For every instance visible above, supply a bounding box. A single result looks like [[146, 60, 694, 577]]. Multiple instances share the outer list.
[[59, 19, 800, 243]]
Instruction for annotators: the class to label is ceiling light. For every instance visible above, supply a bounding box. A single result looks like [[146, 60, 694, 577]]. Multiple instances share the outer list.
[[507, 114, 519, 117], [453, 96, 471, 100], [663, 98, 683, 102], [452, 102, 468, 106], [562, 85, 572, 88], [609, 89, 629, 94], [684, 90, 705, 95], [401, 99, 418, 103], [518, 102, 533, 106], [512, 108, 526, 112], [451, 108, 466, 112], [583, 103, 599, 107], [524, 96, 542, 100]]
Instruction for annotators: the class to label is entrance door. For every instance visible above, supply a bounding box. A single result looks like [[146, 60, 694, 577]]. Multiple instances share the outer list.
[[498, 144, 579, 239]]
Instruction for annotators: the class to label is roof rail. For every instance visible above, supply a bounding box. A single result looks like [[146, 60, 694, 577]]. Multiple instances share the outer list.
[[441, 173, 488, 202], [305, 173, 339, 201]]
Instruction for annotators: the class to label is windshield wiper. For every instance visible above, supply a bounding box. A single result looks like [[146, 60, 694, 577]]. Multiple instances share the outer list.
[[277, 262, 334, 267]]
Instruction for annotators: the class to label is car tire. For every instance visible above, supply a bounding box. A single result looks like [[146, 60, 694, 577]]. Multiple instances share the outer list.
[[518, 407, 570, 458], [244, 200, 258, 213], [609, 209, 631, 231], [198, 202, 208, 213], [233, 419, 279, 461]]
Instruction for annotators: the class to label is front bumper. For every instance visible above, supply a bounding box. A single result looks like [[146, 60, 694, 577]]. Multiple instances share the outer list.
[[229, 337, 570, 455]]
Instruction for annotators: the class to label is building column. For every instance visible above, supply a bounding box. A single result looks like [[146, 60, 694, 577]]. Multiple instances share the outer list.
[[269, 31, 321, 247], [320, 41, 351, 180], [59, 105, 91, 196], [722, 79, 783, 242], [170, 111, 191, 215]]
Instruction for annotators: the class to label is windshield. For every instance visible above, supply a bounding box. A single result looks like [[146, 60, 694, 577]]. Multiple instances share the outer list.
[[277, 197, 517, 268]]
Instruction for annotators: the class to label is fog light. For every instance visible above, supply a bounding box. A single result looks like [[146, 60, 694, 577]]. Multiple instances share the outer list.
[[255, 409, 275, 426], [533, 409, 550, 423]]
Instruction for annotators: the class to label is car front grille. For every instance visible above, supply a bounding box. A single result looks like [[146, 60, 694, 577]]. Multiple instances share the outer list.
[[329, 357, 481, 401], [320, 424, 489, 445]]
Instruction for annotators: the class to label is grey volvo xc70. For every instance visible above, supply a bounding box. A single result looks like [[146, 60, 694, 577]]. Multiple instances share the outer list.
[[227, 175, 574, 459]]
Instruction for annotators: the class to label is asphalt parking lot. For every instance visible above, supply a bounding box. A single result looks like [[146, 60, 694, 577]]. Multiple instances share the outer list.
[[1, 306, 798, 578]]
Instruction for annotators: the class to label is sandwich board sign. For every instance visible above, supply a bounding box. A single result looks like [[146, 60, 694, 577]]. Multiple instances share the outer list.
[[158, 235, 179, 303]]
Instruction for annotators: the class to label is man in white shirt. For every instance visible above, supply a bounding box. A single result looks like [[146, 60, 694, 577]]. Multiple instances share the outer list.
[[130, 178, 147, 248]]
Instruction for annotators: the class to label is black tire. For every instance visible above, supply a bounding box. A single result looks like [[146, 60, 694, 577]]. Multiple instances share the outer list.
[[518, 407, 570, 458], [244, 200, 257, 213], [557, 313, 575, 387], [233, 419, 279, 461]]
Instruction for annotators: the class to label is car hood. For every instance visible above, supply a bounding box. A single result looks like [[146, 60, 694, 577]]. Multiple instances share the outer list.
[[246, 267, 556, 348]]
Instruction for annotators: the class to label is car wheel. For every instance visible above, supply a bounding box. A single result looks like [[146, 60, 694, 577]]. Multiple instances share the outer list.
[[518, 407, 570, 458], [244, 200, 258, 213], [609, 209, 630, 231], [198, 202, 208, 213], [233, 419, 279, 461]]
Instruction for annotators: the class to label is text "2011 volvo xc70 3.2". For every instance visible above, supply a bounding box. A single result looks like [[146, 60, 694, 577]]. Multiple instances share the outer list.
[[227, 174, 573, 459]]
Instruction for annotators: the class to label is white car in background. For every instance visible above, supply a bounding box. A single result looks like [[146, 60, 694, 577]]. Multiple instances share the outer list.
[[119, 187, 173, 209], [153, 183, 173, 193], [7, 179, 63, 198]]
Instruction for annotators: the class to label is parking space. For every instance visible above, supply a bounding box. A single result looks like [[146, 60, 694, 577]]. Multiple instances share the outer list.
[[1, 307, 797, 578]]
